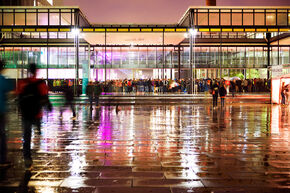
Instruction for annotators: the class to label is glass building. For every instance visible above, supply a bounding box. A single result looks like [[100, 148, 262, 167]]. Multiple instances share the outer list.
[[0, 6, 289, 82]]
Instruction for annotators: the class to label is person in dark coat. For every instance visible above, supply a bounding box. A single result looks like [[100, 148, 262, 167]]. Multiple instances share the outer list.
[[211, 81, 219, 108], [94, 82, 102, 106], [219, 83, 227, 107], [86, 81, 94, 108], [61, 84, 76, 118]]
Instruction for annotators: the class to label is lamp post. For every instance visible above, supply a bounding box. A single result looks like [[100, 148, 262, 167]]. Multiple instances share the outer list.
[[185, 29, 198, 94]]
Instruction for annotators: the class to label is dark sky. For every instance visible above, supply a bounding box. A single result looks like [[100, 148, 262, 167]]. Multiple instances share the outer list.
[[61, 0, 290, 24]]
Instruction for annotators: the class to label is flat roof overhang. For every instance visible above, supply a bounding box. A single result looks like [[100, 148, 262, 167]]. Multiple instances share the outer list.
[[0, 6, 289, 47]]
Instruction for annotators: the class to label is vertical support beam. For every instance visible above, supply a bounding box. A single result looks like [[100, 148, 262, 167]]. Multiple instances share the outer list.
[[82, 44, 90, 95], [189, 33, 193, 94], [219, 33, 222, 78], [162, 31, 165, 79], [105, 31, 107, 82], [178, 46, 181, 80], [170, 50, 173, 79], [46, 32, 49, 83], [76, 32, 79, 95], [266, 33, 271, 79], [21, 47, 24, 78], [278, 32, 280, 65], [74, 9, 80, 96]]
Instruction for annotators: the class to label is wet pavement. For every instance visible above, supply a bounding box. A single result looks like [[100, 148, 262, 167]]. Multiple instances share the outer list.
[[0, 103, 289, 193]]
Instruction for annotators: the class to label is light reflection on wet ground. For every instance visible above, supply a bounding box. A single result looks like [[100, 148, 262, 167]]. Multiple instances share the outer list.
[[0, 104, 290, 193]]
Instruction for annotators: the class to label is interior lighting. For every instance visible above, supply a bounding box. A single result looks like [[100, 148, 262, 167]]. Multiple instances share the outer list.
[[189, 28, 198, 36], [184, 33, 189, 38], [71, 28, 80, 36]]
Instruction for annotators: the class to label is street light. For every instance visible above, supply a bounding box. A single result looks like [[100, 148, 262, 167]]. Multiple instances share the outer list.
[[185, 28, 197, 95], [71, 27, 80, 96]]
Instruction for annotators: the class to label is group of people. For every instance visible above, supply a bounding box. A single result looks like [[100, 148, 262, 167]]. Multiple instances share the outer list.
[[74, 78, 270, 94], [210, 81, 228, 108]]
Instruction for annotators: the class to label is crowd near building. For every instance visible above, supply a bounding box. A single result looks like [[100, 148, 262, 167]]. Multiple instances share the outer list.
[[0, 1, 289, 94]]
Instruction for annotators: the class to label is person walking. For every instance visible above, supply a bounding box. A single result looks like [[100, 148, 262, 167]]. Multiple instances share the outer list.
[[18, 63, 52, 168], [94, 82, 102, 107], [0, 60, 13, 168], [219, 83, 227, 107], [61, 83, 76, 119], [86, 81, 94, 108], [211, 81, 219, 108], [281, 82, 286, 105]]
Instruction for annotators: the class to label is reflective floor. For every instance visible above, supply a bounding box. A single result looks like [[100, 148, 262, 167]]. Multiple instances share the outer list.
[[0, 104, 289, 193]]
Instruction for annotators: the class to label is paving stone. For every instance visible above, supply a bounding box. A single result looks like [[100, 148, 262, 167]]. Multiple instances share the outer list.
[[93, 187, 172, 193], [133, 179, 204, 188]]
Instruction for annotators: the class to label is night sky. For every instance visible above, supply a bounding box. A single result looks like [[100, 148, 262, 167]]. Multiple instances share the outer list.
[[60, 0, 290, 24]]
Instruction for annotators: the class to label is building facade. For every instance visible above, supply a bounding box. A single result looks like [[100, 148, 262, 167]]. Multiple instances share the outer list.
[[0, 6, 289, 82]]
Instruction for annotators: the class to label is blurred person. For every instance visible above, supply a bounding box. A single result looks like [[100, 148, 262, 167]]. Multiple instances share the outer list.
[[0, 60, 13, 167], [86, 81, 94, 108], [281, 82, 286, 105], [94, 81, 102, 106], [60, 83, 76, 119], [219, 83, 227, 107], [18, 63, 52, 168], [230, 80, 236, 97], [211, 81, 219, 108]]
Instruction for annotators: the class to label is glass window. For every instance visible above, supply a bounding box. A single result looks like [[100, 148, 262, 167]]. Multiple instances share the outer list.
[[148, 48, 156, 68], [15, 13, 25, 25], [4, 13, 14, 25], [104, 47, 112, 67], [95, 48, 104, 67], [128, 47, 138, 67], [139, 47, 147, 67], [49, 12, 60, 25], [40, 47, 47, 66], [243, 13, 253, 25], [59, 47, 68, 66], [68, 47, 75, 65], [61, 13, 71, 25], [221, 13, 231, 25], [38, 13, 48, 25], [156, 48, 163, 68], [112, 47, 121, 66], [49, 32, 57, 38], [23, 47, 31, 65], [232, 13, 242, 25], [49, 47, 58, 66], [254, 13, 264, 25], [121, 47, 129, 68], [31, 47, 41, 66], [198, 13, 208, 26], [27, 13, 37, 25], [58, 32, 67, 38], [277, 13, 287, 25], [182, 47, 189, 68], [281, 47, 289, 65], [209, 13, 219, 25], [40, 32, 47, 38], [79, 47, 87, 66], [266, 13, 276, 26]]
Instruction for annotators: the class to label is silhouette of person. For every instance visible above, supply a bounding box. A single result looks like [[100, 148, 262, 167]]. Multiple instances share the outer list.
[[0, 60, 13, 167], [17, 63, 52, 168]]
